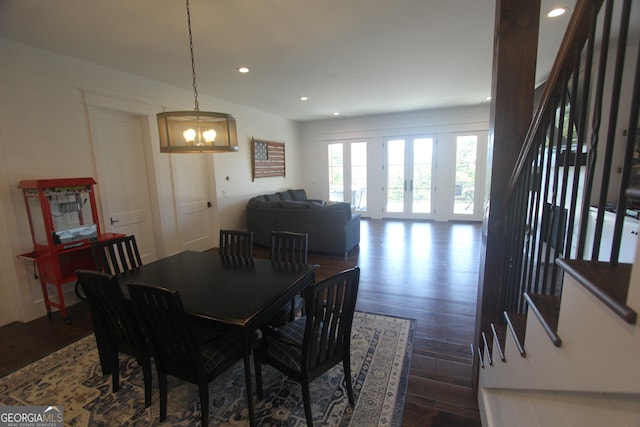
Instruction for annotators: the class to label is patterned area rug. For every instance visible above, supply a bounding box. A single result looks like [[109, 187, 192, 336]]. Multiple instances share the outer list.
[[0, 312, 414, 426]]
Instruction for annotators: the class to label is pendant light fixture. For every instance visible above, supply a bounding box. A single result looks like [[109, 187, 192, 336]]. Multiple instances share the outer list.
[[157, 0, 238, 153]]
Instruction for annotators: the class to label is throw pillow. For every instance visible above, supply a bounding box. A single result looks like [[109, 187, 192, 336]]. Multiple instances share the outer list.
[[277, 191, 293, 201]]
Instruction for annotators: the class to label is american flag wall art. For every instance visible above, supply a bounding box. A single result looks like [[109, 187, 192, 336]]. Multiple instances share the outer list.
[[252, 138, 285, 180]]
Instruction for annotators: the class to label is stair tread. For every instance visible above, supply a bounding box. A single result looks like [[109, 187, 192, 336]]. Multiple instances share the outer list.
[[525, 293, 562, 347], [556, 259, 637, 324]]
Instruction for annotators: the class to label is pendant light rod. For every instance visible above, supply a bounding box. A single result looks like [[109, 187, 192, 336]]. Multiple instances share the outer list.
[[185, 0, 199, 112]]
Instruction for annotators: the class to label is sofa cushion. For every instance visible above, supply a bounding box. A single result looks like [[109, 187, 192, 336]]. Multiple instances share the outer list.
[[277, 191, 293, 201], [320, 202, 352, 220], [288, 189, 308, 201], [265, 193, 281, 202], [280, 200, 310, 209], [247, 196, 266, 207]]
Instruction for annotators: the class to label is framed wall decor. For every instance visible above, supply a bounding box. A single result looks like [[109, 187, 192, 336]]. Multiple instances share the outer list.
[[252, 138, 285, 180]]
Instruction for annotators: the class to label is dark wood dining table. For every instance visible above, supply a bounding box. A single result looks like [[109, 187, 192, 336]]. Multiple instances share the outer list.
[[119, 250, 319, 426]]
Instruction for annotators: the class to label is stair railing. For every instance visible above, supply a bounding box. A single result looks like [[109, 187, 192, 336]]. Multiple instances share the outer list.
[[502, 0, 639, 316]]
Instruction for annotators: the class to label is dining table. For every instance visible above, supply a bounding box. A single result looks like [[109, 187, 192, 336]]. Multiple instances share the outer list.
[[119, 250, 319, 427]]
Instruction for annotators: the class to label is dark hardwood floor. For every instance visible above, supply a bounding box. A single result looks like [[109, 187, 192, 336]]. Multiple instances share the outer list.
[[0, 218, 482, 426]]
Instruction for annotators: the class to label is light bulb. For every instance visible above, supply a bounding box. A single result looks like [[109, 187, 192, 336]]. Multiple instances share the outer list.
[[183, 128, 197, 144], [203, 129, 217, 143], [547, 7, 566, 18]]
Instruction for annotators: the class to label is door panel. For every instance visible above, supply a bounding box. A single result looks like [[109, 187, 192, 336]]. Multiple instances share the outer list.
[[171, 154, 215, 252], [411, 138, 434, 214], [90, 108, 157, 264]]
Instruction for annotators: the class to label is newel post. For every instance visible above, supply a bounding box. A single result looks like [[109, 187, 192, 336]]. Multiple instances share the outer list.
[[473, 0, 541, 390]]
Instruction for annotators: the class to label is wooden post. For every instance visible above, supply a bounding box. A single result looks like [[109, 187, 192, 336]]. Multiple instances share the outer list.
[[473, 0, 541, 390]]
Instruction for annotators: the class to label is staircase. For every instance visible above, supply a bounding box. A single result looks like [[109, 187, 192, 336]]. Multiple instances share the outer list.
[[476, 0, 640, 424], [478, 258, 640, 425]]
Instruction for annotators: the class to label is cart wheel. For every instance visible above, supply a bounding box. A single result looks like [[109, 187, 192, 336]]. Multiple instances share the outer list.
[[74, 280, 87, 301], [64, 317, 71, 324], [46, 312, 53, 320]]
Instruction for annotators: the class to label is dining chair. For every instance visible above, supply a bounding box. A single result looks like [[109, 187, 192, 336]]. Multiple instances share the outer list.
[[255, 267, 360, 427], [270, 231, 308, 263], [75, 269, 153, 408], [219, 229, 254, 257], [127, 282, 244, 426], [92, 234, 143, 275], [269, 231, 309, 325], [75, 235, 143, 301]]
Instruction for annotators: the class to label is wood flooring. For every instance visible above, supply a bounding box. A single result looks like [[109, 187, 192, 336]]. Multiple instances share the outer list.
[[0, 218, 482, 426]]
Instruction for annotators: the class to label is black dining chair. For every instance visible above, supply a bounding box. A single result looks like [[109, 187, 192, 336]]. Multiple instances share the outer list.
[[268, 231, 309, 325], [75, 235, 143, 301], [75, 269, 153, 408], [270, 231, 308, 264], [219, 229, 254, 257], [92, 234, 143, 275], [127, 282, 244, 426], [256, 267, 360, 427]]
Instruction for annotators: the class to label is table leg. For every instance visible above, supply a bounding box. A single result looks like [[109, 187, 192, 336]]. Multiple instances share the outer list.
[[242, 337, 256, 426]]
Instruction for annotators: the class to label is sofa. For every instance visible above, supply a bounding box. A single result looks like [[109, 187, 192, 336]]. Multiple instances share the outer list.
[[246, 189, 360, 256]]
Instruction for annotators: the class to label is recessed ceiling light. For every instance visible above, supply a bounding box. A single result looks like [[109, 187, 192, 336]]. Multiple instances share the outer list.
[[238, 66, 250, 74], [547, 7, 567, 18], [333, 112, 340, 116], [300, 96, 309, 101], [486, 96, 492, 101]]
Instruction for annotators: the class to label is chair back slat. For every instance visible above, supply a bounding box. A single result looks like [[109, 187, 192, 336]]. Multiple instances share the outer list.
[[270, 231, 309, 263], [303, 267, 359, 373], [219, 229, 254, 257], [93, 235, 143, 275], [76, 269, 148, 357], [128, 283, 205, 382]]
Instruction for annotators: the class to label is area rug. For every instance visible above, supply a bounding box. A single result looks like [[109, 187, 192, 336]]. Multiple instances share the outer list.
[[0, 311, 415, 426]]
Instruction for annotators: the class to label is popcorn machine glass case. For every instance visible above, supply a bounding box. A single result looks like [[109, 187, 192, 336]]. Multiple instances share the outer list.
[[18, 177, 123, 322]]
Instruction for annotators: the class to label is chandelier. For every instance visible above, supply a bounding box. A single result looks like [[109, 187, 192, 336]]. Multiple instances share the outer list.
[[157, 0, 238, 153]]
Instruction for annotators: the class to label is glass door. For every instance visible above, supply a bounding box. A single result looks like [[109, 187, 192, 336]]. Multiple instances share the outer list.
[[327, 141, 368, 214], [385, 136, 435, 218], [452, 135, 479, 217]]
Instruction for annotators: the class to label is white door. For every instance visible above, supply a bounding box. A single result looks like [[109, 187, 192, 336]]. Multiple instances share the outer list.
[[384, 136, 435, 219], [89, 108, 158, 263], [171, 154, 216, 252]]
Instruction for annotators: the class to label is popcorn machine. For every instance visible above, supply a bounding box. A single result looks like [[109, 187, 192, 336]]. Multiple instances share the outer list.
[[18, 177, 123, 322]]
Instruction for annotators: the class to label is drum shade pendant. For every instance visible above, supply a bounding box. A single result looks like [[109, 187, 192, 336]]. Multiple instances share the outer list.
[[157, 0, 238, 153]]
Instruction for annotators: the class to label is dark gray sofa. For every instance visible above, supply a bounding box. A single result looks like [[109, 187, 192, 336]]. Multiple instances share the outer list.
[[246, 189, 360, 256]]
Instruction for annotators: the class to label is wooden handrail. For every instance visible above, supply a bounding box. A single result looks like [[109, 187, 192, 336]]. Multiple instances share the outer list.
[[507, 0, 603, 198]]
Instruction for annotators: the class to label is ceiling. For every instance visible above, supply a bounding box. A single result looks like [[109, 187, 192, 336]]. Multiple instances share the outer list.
[[0, 0, 574, 122]]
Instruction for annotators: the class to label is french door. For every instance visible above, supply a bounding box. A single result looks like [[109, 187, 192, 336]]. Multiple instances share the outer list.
[[451, 134, 481, 219], [384, 136, 435, 219], [328, 141, 368, 213]]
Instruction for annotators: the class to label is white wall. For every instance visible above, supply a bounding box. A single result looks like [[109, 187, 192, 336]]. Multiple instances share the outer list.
[[299, 105, 490, 220], [0, 37, 304, 323]]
